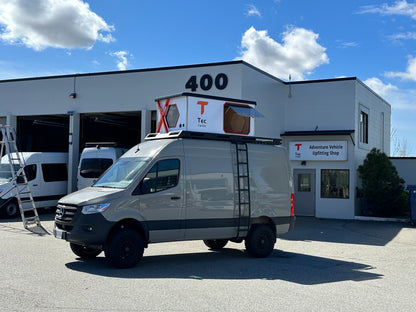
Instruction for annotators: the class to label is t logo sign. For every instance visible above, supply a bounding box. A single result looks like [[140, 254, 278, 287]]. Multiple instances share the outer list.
[[197, 101, 208, 115], [295, 143, 302, 151]]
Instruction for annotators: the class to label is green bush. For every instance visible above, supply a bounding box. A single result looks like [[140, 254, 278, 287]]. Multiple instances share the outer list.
[[358, 148, 409, 217]]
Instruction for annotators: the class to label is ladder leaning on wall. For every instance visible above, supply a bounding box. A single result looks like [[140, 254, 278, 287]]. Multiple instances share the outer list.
[[0, 124, 43, 229]]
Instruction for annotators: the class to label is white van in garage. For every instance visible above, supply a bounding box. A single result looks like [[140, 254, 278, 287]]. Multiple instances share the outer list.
[[55, 131, 295, 268], [77, 143, 127, 190], [0, 152, 68, 218]]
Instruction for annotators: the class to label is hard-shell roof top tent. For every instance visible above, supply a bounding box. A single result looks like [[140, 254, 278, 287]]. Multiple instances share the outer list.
[[155, 93, 264, 136]]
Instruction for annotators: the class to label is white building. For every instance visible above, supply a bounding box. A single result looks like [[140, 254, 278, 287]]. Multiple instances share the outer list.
[[0, 61, 391, 219]]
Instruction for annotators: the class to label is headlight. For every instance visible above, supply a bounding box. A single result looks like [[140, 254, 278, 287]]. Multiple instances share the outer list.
[[81, 203, 111, 214]]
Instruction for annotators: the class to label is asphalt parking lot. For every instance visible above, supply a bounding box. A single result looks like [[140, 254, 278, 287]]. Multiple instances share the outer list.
[[0, 214, 415, 312]]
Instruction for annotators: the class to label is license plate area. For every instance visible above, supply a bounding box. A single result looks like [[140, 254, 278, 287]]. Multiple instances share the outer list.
[[54, 227, 66, 239]]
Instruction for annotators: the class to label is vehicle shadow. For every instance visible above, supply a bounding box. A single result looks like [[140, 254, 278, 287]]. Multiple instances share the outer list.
[[65, 248, 382, 285], [281, 216, 412, 246]]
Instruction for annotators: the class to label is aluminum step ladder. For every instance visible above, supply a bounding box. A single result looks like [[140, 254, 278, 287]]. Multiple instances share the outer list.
[[0, 125, 42, 229], [235, 142, 251, 238]]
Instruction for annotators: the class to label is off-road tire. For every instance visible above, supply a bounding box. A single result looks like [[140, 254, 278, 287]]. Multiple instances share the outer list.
[[245, 224, 276, 258], [104, 229, 144, 268], [70, 243, 102, 259], [203, 239, 228, 250]]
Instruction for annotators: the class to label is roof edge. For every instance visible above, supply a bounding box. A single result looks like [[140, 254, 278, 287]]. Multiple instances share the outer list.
[[0, 60, 246, 84], [281, 130, 355, 136]]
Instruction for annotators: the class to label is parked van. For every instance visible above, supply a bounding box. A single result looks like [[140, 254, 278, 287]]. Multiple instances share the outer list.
[[77, 143, 127, 190], [54, 131, 295, 268], [0, 152, 68, 218]]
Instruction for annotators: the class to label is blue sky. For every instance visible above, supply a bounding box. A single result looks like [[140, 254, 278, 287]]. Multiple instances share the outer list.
[[1, 0, 416, 155]]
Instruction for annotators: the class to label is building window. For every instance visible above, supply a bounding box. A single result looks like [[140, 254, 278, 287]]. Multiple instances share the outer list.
[[298, 173, 311, 192], [321, 169, 349, 199], [360, 111, 368, 144]]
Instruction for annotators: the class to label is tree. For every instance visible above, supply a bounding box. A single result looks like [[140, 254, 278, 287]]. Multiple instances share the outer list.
[[358, 148, 408, 217]]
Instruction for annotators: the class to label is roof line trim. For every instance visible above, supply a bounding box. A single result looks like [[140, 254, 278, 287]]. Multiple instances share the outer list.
[[281, 130, 355, 136]]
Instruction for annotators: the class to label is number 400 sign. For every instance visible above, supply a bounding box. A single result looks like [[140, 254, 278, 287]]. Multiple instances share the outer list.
[[185, 73, 228, 92]]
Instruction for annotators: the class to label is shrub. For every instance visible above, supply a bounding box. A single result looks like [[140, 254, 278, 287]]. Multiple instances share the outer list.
[[357, 148, 408, 217]]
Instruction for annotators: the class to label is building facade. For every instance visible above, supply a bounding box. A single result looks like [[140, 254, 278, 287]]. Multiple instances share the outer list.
[[0, 61, 391, 219]]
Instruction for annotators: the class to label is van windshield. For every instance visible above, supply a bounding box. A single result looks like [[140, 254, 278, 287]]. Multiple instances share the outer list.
[[93, 157, 149, 189]]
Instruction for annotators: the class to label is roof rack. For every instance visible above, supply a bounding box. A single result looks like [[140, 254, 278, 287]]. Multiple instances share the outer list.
[[145, 131, 281, 145]]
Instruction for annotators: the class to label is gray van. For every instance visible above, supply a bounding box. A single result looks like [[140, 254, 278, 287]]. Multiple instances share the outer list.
[[54, 131, 295, 268]]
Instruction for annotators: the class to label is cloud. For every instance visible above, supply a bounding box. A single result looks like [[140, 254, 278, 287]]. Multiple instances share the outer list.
[[0, 0, 115, 51], [246, 4, 261, 17], [358, 0, 416, 20], [110, 51, 130, 70], [364, 77, 416, 111], [237, 26, 329, 80], [385, 55, 416, 81], [389, 31, 416, 41], [363, 77, 399, 97]]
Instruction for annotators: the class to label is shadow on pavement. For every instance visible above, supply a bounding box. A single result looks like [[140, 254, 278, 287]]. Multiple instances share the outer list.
[[65, 248, 382, 285], [281, 216, 412, 246]]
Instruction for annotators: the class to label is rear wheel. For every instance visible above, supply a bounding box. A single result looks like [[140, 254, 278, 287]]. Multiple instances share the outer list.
[[70, 243, 102, 259], [245, 224, 276, 258], [203, 239, 228, 250], [105, 229, 144, 268]]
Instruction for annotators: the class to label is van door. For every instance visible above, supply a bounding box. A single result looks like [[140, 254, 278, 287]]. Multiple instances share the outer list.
[[134, 158, 185, 242], [183, 140, 235, 240]]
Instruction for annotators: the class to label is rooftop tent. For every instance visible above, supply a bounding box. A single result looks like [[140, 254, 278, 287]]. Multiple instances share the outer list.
[[155, 93, 262, 136]]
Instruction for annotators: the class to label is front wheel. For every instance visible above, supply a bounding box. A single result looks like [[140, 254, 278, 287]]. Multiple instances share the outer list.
[[245, 224, 276, 258], [1, 200, 19, 218], [203, 239, 228, 250], [105, 229, 144, 268], [70, 243, 102, 259]]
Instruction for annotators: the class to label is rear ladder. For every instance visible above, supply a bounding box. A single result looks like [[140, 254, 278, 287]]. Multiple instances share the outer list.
[[235, 142, 251, 238], [0, 125, 42, 229]]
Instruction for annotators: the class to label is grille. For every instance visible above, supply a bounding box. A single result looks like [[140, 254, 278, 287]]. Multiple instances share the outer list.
[[55, 204, 78, 223]]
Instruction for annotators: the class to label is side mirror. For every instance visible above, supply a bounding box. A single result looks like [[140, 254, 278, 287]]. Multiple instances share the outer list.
[[16, 176, 25, 184], [132, 177, 152, 196], [140, 177, 152, 194]]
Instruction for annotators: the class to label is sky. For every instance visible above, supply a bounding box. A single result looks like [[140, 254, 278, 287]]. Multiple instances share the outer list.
[[0, 0, 416, 155]]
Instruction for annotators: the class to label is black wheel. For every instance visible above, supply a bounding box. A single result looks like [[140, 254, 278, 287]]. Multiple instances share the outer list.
[[1, 200, 19, 218], [203, 239, 228, 250], [70, 243, 102, 259], [104, 229, 144, 268], [245, 224, 276, 258]]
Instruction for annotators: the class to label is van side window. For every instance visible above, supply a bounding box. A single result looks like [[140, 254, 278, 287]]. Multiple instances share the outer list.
[[134, 159, 179, 195], [41, 163, 68, 182]]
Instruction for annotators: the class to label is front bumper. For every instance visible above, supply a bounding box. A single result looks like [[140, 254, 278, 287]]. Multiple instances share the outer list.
[[54, 209, 114, 247]]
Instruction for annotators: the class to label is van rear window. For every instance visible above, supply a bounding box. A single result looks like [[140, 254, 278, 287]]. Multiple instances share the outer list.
[[41, 163, 68, 182], [80, 158, 113, 178]]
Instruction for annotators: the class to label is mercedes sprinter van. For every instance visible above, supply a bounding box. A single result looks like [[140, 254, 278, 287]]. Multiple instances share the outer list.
[[54, 131, 295, 268]]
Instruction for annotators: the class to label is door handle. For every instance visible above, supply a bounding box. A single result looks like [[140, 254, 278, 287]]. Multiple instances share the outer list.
[[171, 196, 181, 200], [33, 184, 38, 187]]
